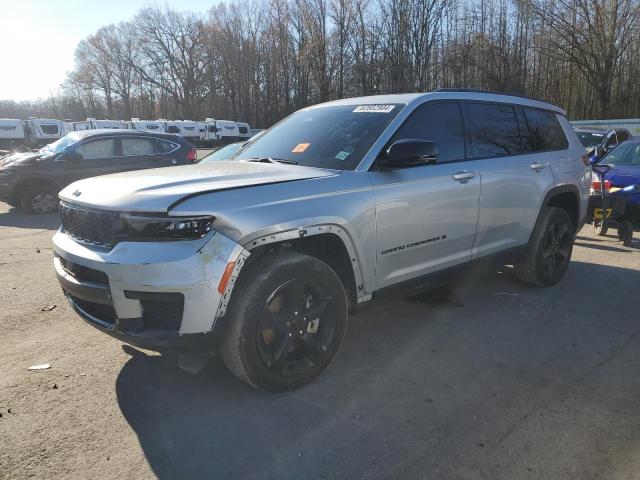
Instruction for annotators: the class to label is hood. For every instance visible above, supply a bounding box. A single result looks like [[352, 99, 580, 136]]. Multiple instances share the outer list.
[[0, 151, 43, 167], [604, 165, 640, 187], [59, 161, 338, 212]]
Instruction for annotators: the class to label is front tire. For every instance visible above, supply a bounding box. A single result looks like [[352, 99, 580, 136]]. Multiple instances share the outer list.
[[221, 251, 348, 392], [20, 186, 58, 214], [514, 207, 574, 286]]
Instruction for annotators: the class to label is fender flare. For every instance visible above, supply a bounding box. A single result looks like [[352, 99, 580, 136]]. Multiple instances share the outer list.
[[243, 223, 371, 304]]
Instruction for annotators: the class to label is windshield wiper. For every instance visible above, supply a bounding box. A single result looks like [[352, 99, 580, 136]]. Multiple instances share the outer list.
[[242, 157, 299, 165]]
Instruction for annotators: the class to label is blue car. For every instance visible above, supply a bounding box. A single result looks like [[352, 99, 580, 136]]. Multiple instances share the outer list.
[[589, 137, 640, 243]]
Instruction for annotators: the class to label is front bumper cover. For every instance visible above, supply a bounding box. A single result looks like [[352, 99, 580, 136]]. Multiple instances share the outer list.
[[53, 228, 249, 352]]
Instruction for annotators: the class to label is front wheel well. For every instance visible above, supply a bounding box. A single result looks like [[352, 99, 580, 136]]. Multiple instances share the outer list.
[[247, 233, 358, 308], [14, 177, 61, 197], [545, 190, 579, 232]]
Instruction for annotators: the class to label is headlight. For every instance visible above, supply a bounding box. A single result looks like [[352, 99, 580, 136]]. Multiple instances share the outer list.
[[119, 214, 215, 241]]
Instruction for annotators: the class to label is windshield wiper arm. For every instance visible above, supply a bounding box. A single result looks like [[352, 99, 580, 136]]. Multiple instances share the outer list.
[[242, 157, 299, 165]]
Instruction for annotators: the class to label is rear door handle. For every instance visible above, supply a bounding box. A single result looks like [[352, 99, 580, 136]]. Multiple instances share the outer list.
[[452, 171, 476, 182], [530, 162, 546, 171]]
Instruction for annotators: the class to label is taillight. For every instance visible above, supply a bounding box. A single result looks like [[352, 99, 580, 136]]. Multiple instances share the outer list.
[[591, 178, 612, 192], [186, 146, 197, 163]]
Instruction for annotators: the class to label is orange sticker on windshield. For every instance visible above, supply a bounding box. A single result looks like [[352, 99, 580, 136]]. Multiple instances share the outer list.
[[292, 143, 310, 153]]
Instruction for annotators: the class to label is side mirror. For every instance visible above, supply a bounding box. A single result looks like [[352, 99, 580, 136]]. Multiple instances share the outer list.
[[61, 151, 83, 162], [381, 139, 438, 168]]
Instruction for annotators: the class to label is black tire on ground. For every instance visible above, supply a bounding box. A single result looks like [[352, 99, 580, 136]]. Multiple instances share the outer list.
[[20, 185, 58, 214], [617, 221, 634, 247], [221, 250, 349, 392], [594, 218, 608, 236], [514, 207, 574, 287]]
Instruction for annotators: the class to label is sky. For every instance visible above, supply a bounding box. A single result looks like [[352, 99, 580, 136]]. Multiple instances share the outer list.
[[0, 0, 215, 102]]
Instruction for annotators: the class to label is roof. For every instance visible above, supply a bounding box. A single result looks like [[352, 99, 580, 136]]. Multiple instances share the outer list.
[[67, 129, 182, 140], [308, 89, 566, 114]]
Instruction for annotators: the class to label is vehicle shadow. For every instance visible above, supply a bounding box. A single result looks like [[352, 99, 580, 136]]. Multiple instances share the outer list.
[[574, 241, 635, 253], [115, 261, 640, 480], [0, 204, 59, 230]]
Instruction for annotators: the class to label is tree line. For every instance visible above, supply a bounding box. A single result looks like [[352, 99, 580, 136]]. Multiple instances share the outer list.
[[1, 0, 639, 127]]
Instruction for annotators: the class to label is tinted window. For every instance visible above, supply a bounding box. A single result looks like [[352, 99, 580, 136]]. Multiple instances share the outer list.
[[166, 126, 179, 134], [238, 126, 248, 134], [154, 139, 178, 153], [122, 138, 154, 156], [575, 130, 605, 148], [466, 103, 522, 157], [390, 102, 465, 162], [522, 108, 568, 151], [208, 126, 217, 133], [76, 139, 115, 160]]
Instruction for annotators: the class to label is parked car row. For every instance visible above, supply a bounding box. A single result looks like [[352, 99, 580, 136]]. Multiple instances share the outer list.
[[0, 117, 255, 151], [0, 130, 197, 213]]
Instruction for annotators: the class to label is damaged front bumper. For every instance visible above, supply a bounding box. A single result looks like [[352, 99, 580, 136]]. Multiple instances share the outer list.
[[52, 228, 249, 352]]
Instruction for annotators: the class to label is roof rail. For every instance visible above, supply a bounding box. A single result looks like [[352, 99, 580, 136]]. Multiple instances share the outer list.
[[434, 88, 546, 103]]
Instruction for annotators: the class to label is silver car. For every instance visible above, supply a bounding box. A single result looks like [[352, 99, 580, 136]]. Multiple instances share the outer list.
[[53, 90, 590, 391]]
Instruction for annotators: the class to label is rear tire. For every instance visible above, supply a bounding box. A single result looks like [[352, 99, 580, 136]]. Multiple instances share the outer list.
[[514, 207, 574, 287], [221, 250, 348, 392], [20, 186, 58, 214], [618, 221, 634, 247]]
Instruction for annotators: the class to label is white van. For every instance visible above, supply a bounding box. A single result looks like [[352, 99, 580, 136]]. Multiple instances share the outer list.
[[125, 118, 166, 133], [0, 119, 26, 150]]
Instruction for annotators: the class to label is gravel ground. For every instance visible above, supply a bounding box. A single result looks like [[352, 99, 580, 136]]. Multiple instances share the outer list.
[[1, 201, 640, 480]]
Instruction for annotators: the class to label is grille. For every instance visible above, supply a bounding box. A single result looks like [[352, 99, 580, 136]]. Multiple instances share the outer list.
[[68, 294, 116, 324], [59, 202, 120, 248], [58, 256, 109, 285]]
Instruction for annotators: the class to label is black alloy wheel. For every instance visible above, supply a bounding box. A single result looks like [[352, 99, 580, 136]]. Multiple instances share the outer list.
[[256, 278, 337, 377]]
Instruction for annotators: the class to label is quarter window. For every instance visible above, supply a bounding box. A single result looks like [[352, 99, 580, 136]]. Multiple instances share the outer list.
[[76, 139, 115, 160], [154, 139, 178, 153], [521, 108, 568, 152], [41, 124, 59, 135], [390, 102, 465, 163], [466, 103, 522, 158], [122, 138, 155, 156]]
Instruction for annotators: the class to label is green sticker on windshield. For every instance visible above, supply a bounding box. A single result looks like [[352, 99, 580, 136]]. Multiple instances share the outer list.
[[335, 151, 351, 161]]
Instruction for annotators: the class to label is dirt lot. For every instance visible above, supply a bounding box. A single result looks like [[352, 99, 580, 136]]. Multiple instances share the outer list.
[[1, 201, 640, 480]]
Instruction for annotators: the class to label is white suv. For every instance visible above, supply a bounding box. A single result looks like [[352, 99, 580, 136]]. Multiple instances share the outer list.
[[53, 89, 590, 391]]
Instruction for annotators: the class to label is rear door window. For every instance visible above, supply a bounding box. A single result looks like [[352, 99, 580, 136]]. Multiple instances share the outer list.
[[76, 139, 115, 160], [390, 102, 465, 163], [466, 103, 522, 158], [122, 138, 155, 156], [522, 108, 568, 152]]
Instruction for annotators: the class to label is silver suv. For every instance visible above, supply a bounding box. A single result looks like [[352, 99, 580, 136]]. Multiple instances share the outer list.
[[53, 90, 590, 391]]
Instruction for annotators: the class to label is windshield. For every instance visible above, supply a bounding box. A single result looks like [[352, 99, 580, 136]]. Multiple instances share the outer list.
[[199, 143, 244, 163], [600, 142, 640, 166], [576, 131, 605, 148], [40, 132, 82, 157], [231, 104, 403, 170]]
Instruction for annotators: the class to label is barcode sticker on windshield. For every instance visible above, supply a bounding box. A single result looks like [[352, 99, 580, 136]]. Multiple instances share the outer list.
[[353, 105, 395, 113]]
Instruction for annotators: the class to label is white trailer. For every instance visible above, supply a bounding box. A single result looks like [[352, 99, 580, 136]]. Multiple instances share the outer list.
[[236, 121, 252, 141], [163, 120, 200, 145], [0, 119, 26, 150], [125, 118, 166, 133], [24, 118, 63, 146]]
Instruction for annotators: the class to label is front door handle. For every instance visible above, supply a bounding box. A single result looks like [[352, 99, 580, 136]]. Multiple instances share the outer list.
[[452, 171, 476, 182], [530, 162, 546, 171]]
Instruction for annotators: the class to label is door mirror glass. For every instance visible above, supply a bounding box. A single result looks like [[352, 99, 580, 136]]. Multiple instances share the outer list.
[[382, 139, 438, 168]]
